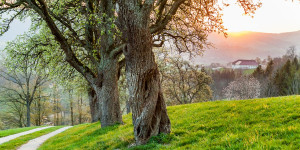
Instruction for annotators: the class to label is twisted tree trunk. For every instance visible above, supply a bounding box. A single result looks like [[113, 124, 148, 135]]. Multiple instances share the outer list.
[[118, 3, 171, 143], [125, 40, 171, 145]]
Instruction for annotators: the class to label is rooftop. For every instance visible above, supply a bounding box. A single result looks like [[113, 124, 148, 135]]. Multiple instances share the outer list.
[[232, 60, 258, 66]]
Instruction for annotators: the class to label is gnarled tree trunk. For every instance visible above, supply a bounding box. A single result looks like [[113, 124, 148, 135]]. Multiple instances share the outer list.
[[125, 41, 171, 145], [118, 3, 171, 144]]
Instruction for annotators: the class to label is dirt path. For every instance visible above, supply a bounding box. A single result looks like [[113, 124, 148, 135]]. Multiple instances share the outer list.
[[17, 126, 72, 150], [0, 126, 53, 145]]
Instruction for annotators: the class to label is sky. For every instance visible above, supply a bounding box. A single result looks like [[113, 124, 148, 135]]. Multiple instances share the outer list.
[[0, 18, 31, 50], [221, 0, 300, 33], [0, 0, 300, 46]]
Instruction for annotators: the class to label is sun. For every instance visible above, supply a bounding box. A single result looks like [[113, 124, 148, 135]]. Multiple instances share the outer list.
[[221, 2, 258, 33], [220, 0, 300, 33]]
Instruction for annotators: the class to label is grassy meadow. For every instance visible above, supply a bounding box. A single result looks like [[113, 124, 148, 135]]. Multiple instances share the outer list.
[[37, 95, 300, 150]]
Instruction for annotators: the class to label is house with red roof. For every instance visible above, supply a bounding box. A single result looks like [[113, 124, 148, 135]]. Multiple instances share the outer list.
[[232, 60, 259, 69]]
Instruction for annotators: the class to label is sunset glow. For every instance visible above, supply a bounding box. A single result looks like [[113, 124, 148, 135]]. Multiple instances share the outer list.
[[221, 0, 300, 33]]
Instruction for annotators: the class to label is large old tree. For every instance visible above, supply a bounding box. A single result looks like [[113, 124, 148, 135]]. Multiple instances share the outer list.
[[116, 0, 260, 144], [12, 30, 101, 123], [0, 0, 125, 127], [0, 0, 260, 145]]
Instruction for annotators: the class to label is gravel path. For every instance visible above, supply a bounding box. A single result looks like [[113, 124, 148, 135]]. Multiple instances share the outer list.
[[18, 126, 72, 150], [0, 126, 53, 145]]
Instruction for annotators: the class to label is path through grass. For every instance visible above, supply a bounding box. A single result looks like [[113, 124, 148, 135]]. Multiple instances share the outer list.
[[0, 126, 63, 150], [0, 126, 41, 138]]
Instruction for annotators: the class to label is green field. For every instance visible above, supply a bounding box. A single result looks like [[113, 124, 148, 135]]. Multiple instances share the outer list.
[[243, 69, 255, 75], [39, 96, 300, 150], [0, 126, 41, 138], [0, 126, 63, 150]]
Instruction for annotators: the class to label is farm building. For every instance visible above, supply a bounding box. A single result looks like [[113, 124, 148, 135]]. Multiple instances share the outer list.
[[232, 59, 259, 69]]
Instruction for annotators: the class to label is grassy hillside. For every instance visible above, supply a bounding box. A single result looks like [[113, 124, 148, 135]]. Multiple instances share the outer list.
[[0, 126, 41, 138], [39, 96, 300, 150]]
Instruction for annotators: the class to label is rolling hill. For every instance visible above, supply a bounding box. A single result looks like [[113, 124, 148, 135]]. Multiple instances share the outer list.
[[39, 96, 300, 150], [194, 31, 300, 65]]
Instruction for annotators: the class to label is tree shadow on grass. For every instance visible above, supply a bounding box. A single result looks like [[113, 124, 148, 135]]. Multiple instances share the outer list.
[[81, 123, 125, 149], [128, 133, 176, 150]]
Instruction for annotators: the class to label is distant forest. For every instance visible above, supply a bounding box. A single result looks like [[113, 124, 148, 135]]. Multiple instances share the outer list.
[[210, 46, 300, 100]]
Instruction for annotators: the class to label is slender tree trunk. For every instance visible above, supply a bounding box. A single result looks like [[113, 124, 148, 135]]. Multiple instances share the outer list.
[[69, 90, 74, 126], [53, 109, 56, 126], [94, 56, 123, 127], [60, 112, 62, 125], [56, 98, 59, 125], [70, 101, 74, 125], [19, 114, 23, 127], [38, 97, 42, 126], [80, 96, 83, 123], [77, 95, 82, 124], [26, 102, 31, 127], [88, 87, 100, 123]]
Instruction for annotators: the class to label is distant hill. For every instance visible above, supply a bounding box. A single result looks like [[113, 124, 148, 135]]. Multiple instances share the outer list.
[[194, 30, 300, 65]]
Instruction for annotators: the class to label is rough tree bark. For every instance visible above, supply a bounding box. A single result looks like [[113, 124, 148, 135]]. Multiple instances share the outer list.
[[93, 55, 123, 127], [126, 100, 131, 114], [125, 40, 171, 145], [118, 1, 171, 144], [88, 87, 100, 123]]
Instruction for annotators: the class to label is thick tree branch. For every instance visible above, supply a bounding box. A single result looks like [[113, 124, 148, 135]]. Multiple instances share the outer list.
[[28, 0, 97, 84], [150, 0, 185, 34], [110, 43, 126, 59]]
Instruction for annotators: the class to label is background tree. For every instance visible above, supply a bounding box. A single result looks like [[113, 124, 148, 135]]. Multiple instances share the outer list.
[[0, 41, 48, 127], [158, 55, 212, 105], [0, 100, 27, 127], [211, 69, 239, 100], [262, 59, 278, 97], [0, 0, 124, 127], [274, 60, 293, 95], [275, 57, 300, 95], [5, 30, 101, 123], [223, 77, 261, 100], [31, 87, 51, 126]]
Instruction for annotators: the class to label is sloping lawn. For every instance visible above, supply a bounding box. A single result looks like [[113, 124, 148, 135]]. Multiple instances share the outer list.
[[0, 126, 41, 138], [0, 126, 63, 150], [39, 96, 300, 150]]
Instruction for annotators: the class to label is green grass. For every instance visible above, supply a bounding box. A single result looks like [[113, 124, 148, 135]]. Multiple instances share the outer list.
[[39, 96, 300, 150], [0, 126, 41, 138], [0, 126, 63, 150], [243, 69, 255, 75]]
